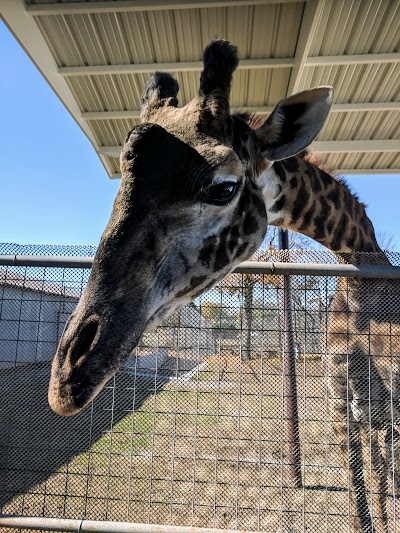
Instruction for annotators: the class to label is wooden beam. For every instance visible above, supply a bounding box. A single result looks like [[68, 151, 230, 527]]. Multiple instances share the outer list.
[[26, 0, 305, 15], [287, 0, 325, 95]]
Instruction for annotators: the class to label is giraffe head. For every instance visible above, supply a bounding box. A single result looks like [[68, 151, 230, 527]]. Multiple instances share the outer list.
[[49, 39, 333, 416]]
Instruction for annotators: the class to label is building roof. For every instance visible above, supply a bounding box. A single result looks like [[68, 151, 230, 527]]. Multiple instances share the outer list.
[[2, 0, 399, 178]]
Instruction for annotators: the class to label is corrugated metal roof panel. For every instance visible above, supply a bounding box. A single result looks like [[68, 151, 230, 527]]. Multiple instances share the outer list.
[[91, 118, 140, 146], [318, 110, 400, 141], [309, 0, 400, 56], [297, 63, 400, 102], [105, 156, 121, 175], [324, 151, 400, 172], [65, 73, 148, 111], [65, 68, 293, 113], [4, 0, 399, 177], [34, 3, 303, 67]]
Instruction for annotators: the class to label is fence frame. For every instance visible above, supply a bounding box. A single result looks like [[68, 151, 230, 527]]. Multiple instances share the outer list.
[[1, 254, 400, 532], [1, 254, 400, 278]]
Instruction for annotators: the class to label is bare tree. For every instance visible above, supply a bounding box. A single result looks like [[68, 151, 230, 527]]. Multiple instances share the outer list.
[[224, 228, 318, 360], [377, 230, 398, 252]]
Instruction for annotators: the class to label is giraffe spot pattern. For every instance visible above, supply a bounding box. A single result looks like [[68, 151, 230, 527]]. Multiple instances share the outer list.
[[330, 213, 348, 250], [213, 226, 231, 272], [269, 194, 286, 213], [282, 157, 300, 173], [299, 200, 316, 232], [198, 236, 218, 268], [291, 177, 310, 223], [327, 188, 340, 210], [243, 213, 259, 235], [273, 161, 286, 182]]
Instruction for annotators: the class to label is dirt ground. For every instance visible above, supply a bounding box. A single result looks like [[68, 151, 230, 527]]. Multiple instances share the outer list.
[[1, 353, 399, 532]]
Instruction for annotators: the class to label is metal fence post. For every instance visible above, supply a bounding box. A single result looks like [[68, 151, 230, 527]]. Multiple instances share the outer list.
[[279, 229, 302, 488]]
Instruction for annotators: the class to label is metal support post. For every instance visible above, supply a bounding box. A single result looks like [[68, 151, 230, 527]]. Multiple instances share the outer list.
[[279, 228, 302, 488]]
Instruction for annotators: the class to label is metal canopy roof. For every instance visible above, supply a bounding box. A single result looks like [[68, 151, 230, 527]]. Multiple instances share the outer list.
[[2, 0, 399, 179]]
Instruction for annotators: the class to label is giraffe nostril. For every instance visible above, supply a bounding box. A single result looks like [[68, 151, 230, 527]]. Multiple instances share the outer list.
[[68, 320, 99, 368]]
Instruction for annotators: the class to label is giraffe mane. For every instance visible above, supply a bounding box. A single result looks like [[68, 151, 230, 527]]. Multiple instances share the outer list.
[[233, 111, 264, 130], [299, 149, 364, 205]]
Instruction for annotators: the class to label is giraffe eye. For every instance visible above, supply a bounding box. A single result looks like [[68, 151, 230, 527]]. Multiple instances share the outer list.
[[200, 181, 238, 205]]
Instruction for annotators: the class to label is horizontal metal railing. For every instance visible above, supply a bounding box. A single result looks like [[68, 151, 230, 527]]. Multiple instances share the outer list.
[[1, 254, 400, 278], [0, 516, 246, 533]]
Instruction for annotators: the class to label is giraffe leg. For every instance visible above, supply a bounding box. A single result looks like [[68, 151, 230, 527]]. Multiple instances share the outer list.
[[328, 372, 373, 532], [385, 427, 400, 495], [332, 415, 375, 532], [366, 428, 389, 533], [348, 423, 376, 532], [384, 427, 400, 530]]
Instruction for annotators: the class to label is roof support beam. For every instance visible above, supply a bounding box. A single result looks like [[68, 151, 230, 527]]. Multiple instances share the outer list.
[[26, 0, 305, 16], [82, 102, 400, 121], [110, 168, 400, 179], [311, 140, 400, 153], [336, 169, 400, 175], [59, 58, 294, 77], [329, 102, 400, 113], [58, 53, 400, 78], [99, 140, 400, 159], [83, 106, 276, 120], [307, 52, 400, 66], [287, 0, 325, 95]]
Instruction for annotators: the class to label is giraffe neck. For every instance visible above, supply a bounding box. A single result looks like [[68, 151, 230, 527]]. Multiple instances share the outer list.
[[259, 155, 385, 263]]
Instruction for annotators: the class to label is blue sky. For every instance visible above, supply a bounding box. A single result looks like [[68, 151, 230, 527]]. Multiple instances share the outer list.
[[1, 20, 398, 248]]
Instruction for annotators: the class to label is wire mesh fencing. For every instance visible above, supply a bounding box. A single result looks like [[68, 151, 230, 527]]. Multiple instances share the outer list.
[[1, 245, 400, 532]]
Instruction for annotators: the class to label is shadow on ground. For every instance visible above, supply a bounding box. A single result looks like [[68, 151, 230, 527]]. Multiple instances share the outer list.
[[0, 362, 166, 510]]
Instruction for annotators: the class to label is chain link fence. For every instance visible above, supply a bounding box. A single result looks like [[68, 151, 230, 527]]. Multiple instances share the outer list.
[[1, 244, 400, 532]]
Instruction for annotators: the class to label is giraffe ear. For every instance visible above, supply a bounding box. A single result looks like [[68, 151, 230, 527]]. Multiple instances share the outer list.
[[255, 87, 333, 161]]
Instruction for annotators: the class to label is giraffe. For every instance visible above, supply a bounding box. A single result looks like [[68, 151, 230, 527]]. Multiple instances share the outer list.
[[49, 39, 332, 417], [258, 150, 400, 533], [47, 38, 398, 532]]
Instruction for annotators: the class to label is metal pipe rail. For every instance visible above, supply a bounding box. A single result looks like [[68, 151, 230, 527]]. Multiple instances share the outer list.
[[0, 515, 246, 533], [1, 254, 400, 278]]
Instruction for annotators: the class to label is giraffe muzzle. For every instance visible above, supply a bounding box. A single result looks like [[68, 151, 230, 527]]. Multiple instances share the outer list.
[[48, 311, 145, 416]]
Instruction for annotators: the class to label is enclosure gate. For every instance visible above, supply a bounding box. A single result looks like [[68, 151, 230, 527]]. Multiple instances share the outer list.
[[1, 244, 400, 532]]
